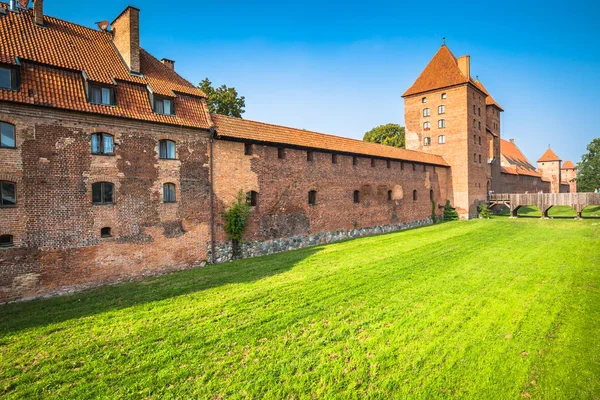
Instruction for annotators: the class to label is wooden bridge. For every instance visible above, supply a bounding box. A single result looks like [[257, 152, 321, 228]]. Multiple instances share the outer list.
[[489, 193, 600, 219]]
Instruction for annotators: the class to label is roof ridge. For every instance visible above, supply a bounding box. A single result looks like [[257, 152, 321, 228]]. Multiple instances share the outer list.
[[139, 48, 200, 91]]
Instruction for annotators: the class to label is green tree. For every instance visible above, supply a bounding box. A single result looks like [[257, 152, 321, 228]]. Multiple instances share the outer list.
[[363, 124, 405, 148], [199, 78, 246, 118], [443, 200, 459, 221], [222, 190, 251, 258], [576, 137, 600, 192]]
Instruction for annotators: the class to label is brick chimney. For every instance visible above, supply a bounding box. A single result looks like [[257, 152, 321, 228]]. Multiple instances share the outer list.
[[161, 58, 175, 71], [457, 55, 470, 79], [33, 0, 44, 26], [111, 6, 141, 74], [509, 139, 515, 144]]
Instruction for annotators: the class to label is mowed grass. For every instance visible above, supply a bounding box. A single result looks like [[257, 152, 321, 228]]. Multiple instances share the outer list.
[[498, 205, 600, 218], [1, 218, 600, 399]]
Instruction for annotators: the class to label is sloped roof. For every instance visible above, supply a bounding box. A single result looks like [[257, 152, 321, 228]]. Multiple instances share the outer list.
[[537, 148, 562, 162], [0, 4, 211, 129], [561, 160, 576, 169], [500, 139, 538, 173], [402, 45, 471, 97], [212, 114, 450, 167], [473, 80, 503, 111]]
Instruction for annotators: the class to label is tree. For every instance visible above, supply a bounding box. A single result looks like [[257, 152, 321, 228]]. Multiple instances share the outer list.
[[576, 137, 600, 192], [222, 190, 251, 259], [199, 78, 246, 118], [443, 200, 459, 221], [363, 124, 405, 148]]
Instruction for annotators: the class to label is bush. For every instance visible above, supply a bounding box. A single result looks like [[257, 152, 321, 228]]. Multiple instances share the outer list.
[[222, 190, 251, 258], [478, 202, 492, 219], [431, 200, 437, 223], [443, 200, 459, 221]]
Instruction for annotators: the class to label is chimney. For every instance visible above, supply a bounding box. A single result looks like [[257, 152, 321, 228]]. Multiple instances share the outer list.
[[111, 6, 141, 74], [509, 139, 515, 144], [33, 0, 44, 26], [457, 55, 470, 79], [161, 58, 175, 71]]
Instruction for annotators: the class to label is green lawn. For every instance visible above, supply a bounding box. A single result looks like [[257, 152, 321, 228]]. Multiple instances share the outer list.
[[498, 205, 600, 218], [1, 218, 599, 399]]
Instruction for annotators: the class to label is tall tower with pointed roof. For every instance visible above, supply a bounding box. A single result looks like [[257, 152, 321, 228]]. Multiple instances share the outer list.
[[561, 160, 577, 193], [402, 45, 502, 218], [537, 148, 562, 193]]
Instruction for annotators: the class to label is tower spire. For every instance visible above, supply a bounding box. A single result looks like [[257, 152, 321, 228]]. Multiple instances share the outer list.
[[442, 37, 446, 46]]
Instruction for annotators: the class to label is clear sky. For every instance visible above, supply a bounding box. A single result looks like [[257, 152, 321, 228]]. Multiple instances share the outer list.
[[46, 0, 599, 164]]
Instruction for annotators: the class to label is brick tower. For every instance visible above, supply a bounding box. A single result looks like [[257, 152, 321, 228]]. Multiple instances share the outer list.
[[402, 45, 501, 218], [537, 148, 562, 193], [561, 160, 577, 193]]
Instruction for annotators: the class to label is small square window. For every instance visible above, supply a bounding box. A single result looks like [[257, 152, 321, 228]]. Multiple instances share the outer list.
[[424, 137, 431, 146], [441, 93, 447, 99], [154, 97, 175, 115], [307, 151, 314, 162], [278, 147, 286, 159], [100, 227, 112, 238], [422, 97, 427, 103]]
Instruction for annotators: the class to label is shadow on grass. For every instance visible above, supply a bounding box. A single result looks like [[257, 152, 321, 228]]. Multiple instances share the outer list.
[[0, 246, 323, 336]]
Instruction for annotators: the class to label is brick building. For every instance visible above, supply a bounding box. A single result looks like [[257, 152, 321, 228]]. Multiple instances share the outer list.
[[0, 2, 576, 301]]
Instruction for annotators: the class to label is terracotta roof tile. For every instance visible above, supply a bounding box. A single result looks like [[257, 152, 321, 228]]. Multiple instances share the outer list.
[[212, 114, 449, 167], [473, 80, 503, 111], [537, 148, 562, 162], [0, 6, 210, 128], [500, 139, 538, 173], [561, 160, 576, 169], [402, 45, 470, 97]]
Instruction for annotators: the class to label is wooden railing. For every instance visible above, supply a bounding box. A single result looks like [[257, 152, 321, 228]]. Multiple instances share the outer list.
[[488, 192, 600, 218]]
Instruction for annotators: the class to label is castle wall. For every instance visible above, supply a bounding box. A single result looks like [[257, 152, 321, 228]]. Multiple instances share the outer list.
[[0, 104, 212, 302], [499, 173, 551, 194], [538, 160, 562, 193]]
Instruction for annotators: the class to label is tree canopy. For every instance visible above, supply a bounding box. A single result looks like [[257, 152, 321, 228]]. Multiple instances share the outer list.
[[199, 78, 246, 118], [363, 124, 405, 148], [576, 137, 600, 192]]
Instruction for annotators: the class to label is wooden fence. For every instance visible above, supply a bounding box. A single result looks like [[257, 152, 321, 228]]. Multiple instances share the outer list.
[[489, 193, 600, 218]]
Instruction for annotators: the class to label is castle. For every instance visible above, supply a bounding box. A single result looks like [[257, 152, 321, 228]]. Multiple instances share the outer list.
[[0, 2, 577, 302]]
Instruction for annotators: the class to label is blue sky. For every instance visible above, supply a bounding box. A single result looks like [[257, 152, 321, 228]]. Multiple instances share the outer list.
[[47, 0, 599, 164]]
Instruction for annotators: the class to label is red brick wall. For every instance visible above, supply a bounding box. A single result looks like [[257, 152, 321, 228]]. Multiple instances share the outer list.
[[562, 168, 577, 192], [499, 173, 551, 194], [538, 160, 562, 193], [0, 104, 211, 302]]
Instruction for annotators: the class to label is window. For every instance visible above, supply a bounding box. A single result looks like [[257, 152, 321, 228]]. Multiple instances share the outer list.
[[479, 154, 482, 163], [0, 66, 18, 90], [474, 134, 477, 144], [163, 183, 176, 202], [423, 164, 427, 172], [423, 108, 430, 117], [100, 227, 112, 238], [430, 189, 434, 201], [244, 143, 253, 156], [412, 163, 416, 172], [91, 133, 114, 155], [438, 105, 445, 114], [159, 140, 176, 159], [474, 153, 477, 163], [371, 158, 376, 167], [308, 190, 317, 205], [88, 84, 115, 106], [247, 190, 258, 207], [478, 108, 481, 116], [387, 190, 392, 201], [154, 97, 175, 115], [278, 147, 286, 159], [0, 121, 15, 148], [307, 151, 314, 162], [441, 93, 447, 99], [478, 136, 482, 145], [478, 121, 481, 130], [422, 97, 427, 103], [353, 156, 358, 166], [353, 190, 360, 204], [1, 181, 16, 207], [438, 119, 446, 129], [473, 119, 477, 128], [92, 182, 114, 204], [0, 234, 13, 247], [413, 190, 417, 201], [424, 137, 431, 146], [386, 160, 391, 169], [438, 135, 446, 144], [332, 153, 337, 164], [423, 121, 431, 130], [473, 105, 476, 114]]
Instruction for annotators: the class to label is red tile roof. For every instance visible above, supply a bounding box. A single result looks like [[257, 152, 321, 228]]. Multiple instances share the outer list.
[[500, 139, 538, 173], [402, 45, 471, 97], [473, 80, 503, 111], [561, 160, 576, 169], [212, 114, 450, 167], [537, 148, 562, 162], [0, 5, 211, 129]]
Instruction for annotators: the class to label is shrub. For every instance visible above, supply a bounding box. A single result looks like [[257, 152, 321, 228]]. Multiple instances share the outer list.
[[431, 200, 437, 223], [222, 190, 251, 258], [478, 202, 492, 219], [443, 200, 459, 221]]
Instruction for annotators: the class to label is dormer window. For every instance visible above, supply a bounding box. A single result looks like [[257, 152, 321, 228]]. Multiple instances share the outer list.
[[0, 66, 18, 90], [154, 97, 175, 115], [88, 84, 115, 106]]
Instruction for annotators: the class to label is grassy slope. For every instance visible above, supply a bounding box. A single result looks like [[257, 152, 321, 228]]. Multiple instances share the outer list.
[[1, 218, 599, 399]]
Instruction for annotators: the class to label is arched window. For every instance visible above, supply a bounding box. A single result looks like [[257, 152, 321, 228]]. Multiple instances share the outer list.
[[0, 234, 13, 247], [100, 227, 112, 238], [247, 190, 258, 207], [0, 121, 16, 148], [92, 182, 114, 204], [0, 181, 16, 207], [308, 190, 317, 205], [163, 183, 176, 202], [413, 190, 417, 201], [91, 133, 114, 155], [430, 189, 434, 201], [159, 140, 176, 159], [387, 190, 392, 201], [353, 190, 360, 204]]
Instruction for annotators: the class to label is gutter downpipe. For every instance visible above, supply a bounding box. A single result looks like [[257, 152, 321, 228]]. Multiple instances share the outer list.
[[209, 126, 216, 264]]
